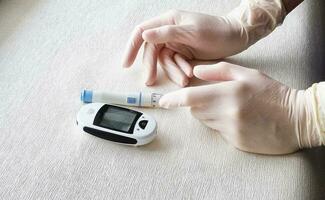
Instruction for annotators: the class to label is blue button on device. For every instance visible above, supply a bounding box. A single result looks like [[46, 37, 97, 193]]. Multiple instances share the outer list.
[[127, 97, 137, 104], [81, 89, 93, 103]]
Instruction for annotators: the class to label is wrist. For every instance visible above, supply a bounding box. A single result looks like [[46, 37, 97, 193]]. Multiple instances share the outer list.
[[294, 84, 325, 148], [309, 83, 325, 145], [226, 0, 286, 47]]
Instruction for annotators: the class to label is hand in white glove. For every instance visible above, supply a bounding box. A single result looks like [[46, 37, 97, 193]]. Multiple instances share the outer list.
[[122, 0, 286, 86], [159, 62, 322, 155]]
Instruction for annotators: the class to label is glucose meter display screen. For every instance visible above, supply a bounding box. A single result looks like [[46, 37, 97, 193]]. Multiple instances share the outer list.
[[97, 106, 138, 132]]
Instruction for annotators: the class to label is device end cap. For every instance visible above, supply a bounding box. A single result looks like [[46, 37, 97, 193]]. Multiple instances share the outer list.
[[80, 89, 93, 103]]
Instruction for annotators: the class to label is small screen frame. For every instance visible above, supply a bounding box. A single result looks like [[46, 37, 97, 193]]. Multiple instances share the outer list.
[[93, 104, 142, 134]]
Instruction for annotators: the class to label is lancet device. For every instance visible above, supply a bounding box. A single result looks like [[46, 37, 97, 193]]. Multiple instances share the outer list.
[[80, 89, 163, 108]]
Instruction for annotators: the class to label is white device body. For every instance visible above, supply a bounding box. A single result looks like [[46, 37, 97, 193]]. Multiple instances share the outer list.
[[94, 91, 161, 107], [81, 89, 163, 108], [76, 103, 157, 146]]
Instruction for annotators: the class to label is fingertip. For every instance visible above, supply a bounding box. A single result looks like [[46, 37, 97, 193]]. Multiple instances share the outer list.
[[141, 30, 148, 40], [179, 78, 189, 87], [121, 47, 135, 68], [142, 30, 154, 42], [145, 76, 156, 86], [187, 70, 193, 78], [158, 96, 171, 109], [122, 61, 131, 68], [173, 53, 193, 78], [193, 65, 205, 77], [145, 80, 155, 86], [182, 67, 193, 78], [169, 75, 189, 87]]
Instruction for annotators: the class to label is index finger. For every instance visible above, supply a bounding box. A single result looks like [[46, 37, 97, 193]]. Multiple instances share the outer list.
[[158, 83, 225, 109], [122, 12, 176, 68]]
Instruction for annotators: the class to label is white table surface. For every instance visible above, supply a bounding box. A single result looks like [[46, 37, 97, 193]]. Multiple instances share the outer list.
[[0, 0, 324, 199]]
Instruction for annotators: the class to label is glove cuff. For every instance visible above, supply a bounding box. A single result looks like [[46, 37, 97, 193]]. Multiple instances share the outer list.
[[227, 0, 287, 47], [310, 82, 325, 146], [297, 82, 325, 148]]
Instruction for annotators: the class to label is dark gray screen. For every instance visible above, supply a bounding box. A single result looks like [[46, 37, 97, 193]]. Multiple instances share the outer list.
[[98, 106, 137, 132]]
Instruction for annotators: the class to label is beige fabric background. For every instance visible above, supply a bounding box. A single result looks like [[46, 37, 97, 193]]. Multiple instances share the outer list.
[[0, 0, 324, 199]]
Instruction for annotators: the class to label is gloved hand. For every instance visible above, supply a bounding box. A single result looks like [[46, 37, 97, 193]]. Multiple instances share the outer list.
[[159, 62, 323, 155], [122, 0, 286, 86]]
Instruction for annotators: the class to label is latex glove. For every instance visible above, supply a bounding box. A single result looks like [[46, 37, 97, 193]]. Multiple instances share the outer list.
[[122, 0, 286, 87], [159, 62, 323, 155]]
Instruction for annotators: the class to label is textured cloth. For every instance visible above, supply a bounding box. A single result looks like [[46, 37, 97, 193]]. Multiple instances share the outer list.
[[0, 0, 324, 199]]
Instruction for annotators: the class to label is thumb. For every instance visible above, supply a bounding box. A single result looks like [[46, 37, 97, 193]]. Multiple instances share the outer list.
[[142, 25, 187, 44], [193, 62, 252, 81]]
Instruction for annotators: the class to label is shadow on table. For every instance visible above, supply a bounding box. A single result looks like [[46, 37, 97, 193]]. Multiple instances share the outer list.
[[302, 148, 325, 200], [304, 2, 325, 199], [0, 0, 40, 46], [138, 137, 167, 152], [306, 0, 325, 86]]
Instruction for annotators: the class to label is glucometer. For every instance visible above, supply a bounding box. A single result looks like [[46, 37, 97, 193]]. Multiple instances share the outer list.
[[77, 103, 157, 146]]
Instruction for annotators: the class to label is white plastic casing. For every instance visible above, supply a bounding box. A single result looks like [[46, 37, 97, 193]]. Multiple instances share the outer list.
[[91, 91, 162, 107], [76, 103, 157, 146]]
